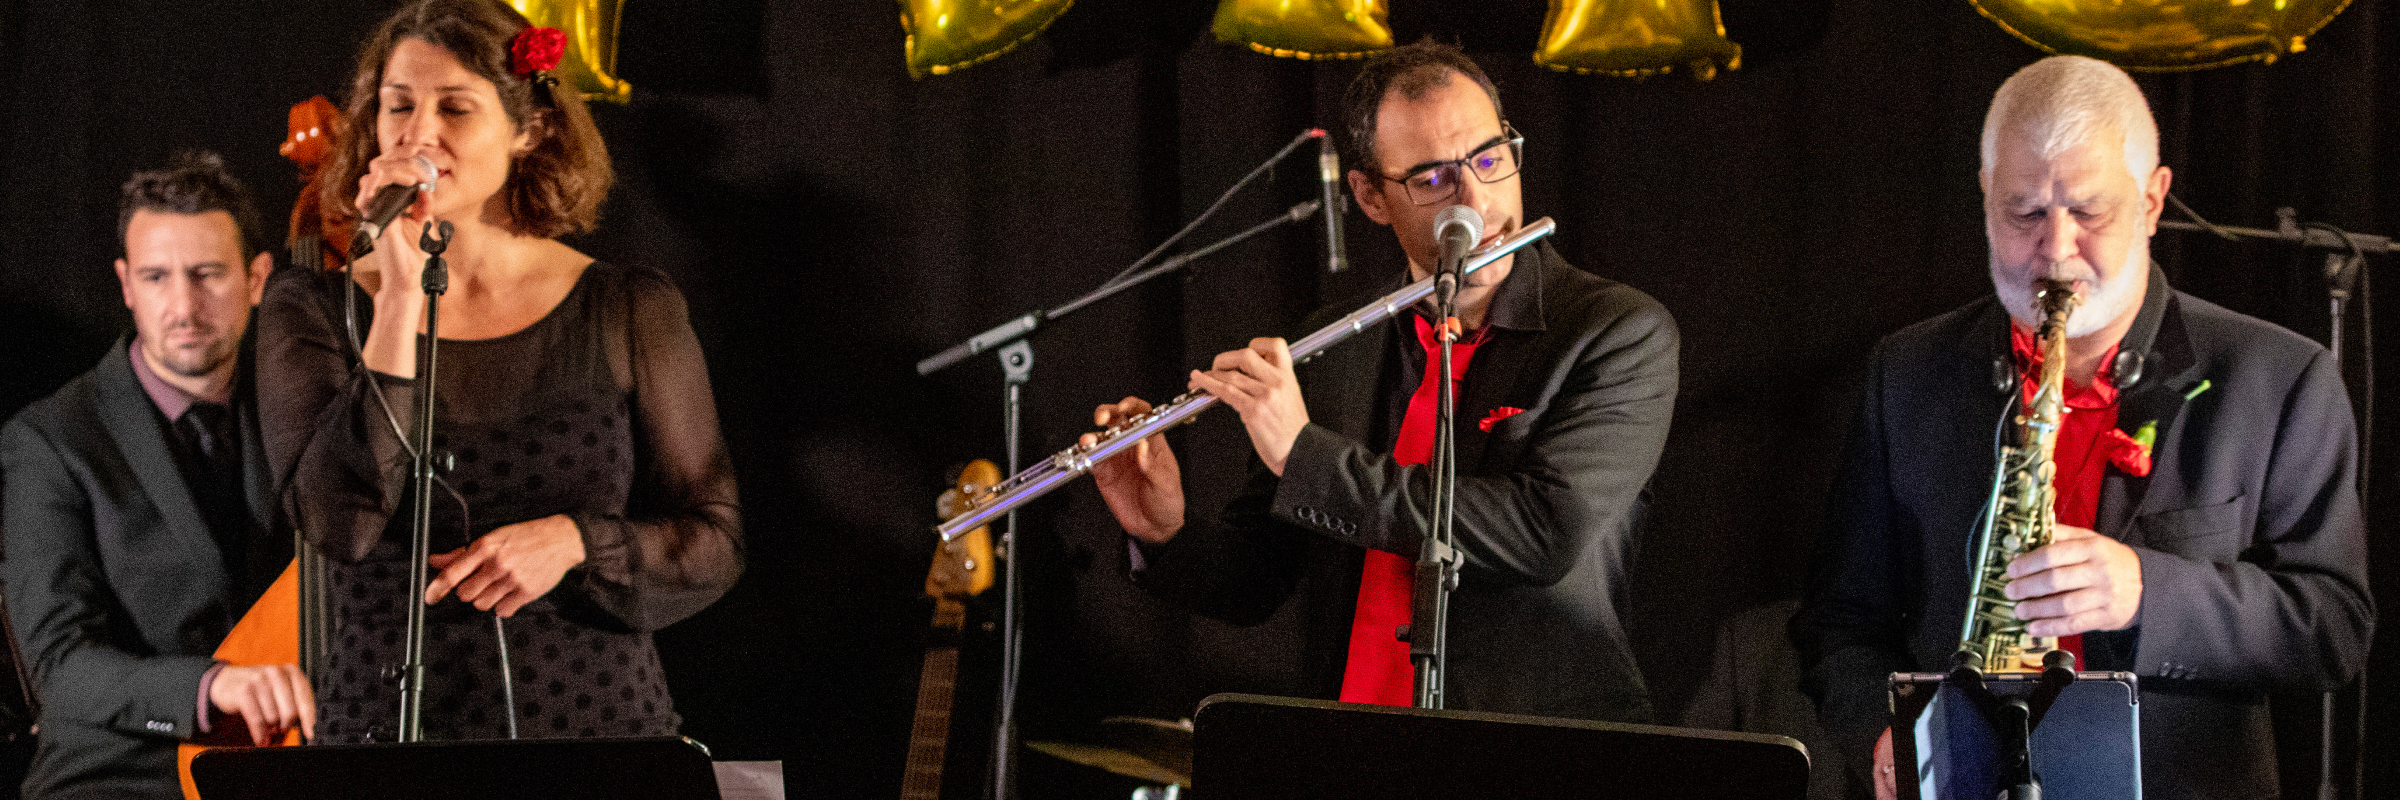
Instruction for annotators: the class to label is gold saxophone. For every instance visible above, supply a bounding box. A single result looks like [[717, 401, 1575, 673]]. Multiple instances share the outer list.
[[1958, 278, 2080, 674]]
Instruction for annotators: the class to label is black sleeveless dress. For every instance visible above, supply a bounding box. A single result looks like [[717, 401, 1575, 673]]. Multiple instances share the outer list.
[[259, 261, 741, 743]]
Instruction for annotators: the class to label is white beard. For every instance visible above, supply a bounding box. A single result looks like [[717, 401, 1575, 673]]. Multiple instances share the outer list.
[[1991, 240, 2147, 338]]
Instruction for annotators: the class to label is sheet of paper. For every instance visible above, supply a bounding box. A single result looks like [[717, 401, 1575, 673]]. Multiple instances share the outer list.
[[713, 760, 785, 800]]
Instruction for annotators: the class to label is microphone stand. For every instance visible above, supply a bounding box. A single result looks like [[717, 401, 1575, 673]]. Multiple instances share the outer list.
[[1941, 651, 2078, 800], [2162, 201, 2385, 800], [915, 188, 1324, 800], [397, 219, 453, 743], [2158, 205, 2388, 362], [1408, 261, 1464, 709]]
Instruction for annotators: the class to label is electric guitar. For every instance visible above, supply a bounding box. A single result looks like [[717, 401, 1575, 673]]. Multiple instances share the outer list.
[[899, 460, 998, 800]]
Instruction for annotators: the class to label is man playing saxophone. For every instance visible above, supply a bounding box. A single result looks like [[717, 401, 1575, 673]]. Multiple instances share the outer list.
[[1792, 55, 2371, 800]]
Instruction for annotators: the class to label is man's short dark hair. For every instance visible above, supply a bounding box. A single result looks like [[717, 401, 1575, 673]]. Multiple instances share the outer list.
[[1340, 39, 1505, 176], [118, 150, 265, 262]]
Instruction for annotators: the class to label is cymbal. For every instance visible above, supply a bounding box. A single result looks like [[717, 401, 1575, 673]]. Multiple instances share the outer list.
[[1027, 716, 1192, 786], [1027, 741, 1186, 786]]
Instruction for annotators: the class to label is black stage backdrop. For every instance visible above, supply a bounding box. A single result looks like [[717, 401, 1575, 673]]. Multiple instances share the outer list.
[[2, 1, 2394, 798]]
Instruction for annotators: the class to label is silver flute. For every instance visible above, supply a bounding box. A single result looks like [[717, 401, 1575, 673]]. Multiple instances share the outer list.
[[936, 217, 1557, 541]]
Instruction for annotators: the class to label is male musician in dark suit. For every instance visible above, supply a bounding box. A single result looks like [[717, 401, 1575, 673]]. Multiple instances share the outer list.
[[2, 152, 313, 799], [1791, 56, 2372, 800], [1087, 41, 1678, 723]]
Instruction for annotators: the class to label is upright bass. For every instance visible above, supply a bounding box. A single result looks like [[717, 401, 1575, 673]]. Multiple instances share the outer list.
[[174, 95, 343, 799]]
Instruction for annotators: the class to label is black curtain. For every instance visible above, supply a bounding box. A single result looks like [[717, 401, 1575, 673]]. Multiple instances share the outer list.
[[2, 1, 2393, 798]]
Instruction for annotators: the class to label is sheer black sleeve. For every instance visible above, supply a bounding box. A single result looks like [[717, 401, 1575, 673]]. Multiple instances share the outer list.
[[256, 266, 415, 564], [567, 266, 743, 630]]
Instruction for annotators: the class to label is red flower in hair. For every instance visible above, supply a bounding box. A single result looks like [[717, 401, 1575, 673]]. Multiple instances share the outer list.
[[511, 26, 566, 76]]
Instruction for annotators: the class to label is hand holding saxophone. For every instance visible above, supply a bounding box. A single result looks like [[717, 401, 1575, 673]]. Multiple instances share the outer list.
[[2004, 523, 2145, 636]]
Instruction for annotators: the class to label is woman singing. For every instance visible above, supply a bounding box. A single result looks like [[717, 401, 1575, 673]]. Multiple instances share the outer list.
[[259, 0, 740, 742]]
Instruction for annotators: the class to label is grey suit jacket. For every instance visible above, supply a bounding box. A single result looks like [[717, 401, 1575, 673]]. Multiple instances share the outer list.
[[1793, 274, 2373, 800], [1136, 242, 1678, 723], [1, 338, 278, 799]]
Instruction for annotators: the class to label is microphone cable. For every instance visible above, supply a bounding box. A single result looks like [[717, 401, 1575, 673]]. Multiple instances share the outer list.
[[1098, 129, 1326, 290]]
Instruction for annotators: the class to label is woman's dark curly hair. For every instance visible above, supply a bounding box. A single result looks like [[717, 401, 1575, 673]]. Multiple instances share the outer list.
[[321, 0, 611, 239]]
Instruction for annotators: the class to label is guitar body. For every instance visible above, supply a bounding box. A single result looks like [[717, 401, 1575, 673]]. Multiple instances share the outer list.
[[900, 461, 999, 800], [176, 559, 303, 799]]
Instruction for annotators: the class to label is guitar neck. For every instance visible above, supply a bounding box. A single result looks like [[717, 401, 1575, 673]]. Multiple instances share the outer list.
[[898, 598, 967, 800]]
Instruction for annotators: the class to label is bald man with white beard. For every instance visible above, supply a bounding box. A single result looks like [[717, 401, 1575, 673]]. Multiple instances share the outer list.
[[1791, 56, 2371, 800]]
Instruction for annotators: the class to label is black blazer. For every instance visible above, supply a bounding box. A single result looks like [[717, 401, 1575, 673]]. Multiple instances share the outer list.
[[1, 339, 280, 799], [1793, 278, 2373, 800], [1136, 242, 1679, 723]]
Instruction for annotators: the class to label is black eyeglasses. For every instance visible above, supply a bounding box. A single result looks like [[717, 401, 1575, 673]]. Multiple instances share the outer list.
[[1375, 124, 1525, 206]]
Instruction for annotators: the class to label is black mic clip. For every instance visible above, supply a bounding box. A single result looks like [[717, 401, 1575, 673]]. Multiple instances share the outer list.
[[419, 220, 454, 296]]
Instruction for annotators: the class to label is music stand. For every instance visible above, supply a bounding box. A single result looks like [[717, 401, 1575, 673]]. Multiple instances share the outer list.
[[1193, 693, 1809, 799], [1891, 671, 2141, 800], [190, 735, 719, 800]]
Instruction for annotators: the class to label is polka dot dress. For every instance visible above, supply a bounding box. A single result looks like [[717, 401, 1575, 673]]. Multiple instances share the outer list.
[[315, 264, 680, 743]]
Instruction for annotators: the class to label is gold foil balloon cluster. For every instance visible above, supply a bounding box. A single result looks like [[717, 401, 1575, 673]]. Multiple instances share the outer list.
[[1213, 0, 1391, 61], [901, 0, 1077, 78], [1531, 0, 1742, 79], [898, 0, 1749, 79], [1971, 0, 2355, 71], [510, 0, 632, 102], [1205, 0, 1741, 78]]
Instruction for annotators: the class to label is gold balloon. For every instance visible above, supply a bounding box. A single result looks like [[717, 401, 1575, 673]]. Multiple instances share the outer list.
[[901, 0, 1077, 78], [1533, 0, 1742, 80], [1212, 0, 1391, 61], [1971, 0, 2354, 71], [511, 0, 632, 102]]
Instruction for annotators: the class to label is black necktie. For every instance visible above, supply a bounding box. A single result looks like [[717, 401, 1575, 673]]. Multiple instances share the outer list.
[[180, 402, 233, 467], [176, 402, 249, 563]]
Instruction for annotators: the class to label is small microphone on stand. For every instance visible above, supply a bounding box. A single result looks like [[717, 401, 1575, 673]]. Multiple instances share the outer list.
[[1433, 205, 1482, 283], [1431, 205, 1481, 334], [1314, 129, 1348, 274], [350, 155, 439, 258]]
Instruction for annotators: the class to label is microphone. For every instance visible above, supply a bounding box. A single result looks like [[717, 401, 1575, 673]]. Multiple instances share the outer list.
[[1314, 129, 1348, 274], [1431, 205, 1481, 316], [350, 155, 439, 258], [1434, 204, 1482, 279]]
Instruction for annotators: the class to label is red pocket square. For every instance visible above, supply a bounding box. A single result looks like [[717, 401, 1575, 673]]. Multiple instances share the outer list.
[[1478, 406, 1526, 432]]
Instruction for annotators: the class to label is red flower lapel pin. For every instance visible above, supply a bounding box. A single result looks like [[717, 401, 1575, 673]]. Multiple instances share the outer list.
[[2102, 428, 2152, 478]]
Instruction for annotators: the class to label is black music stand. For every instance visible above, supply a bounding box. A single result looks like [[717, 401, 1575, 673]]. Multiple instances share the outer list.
[[1891, 671, 2141, 800], [190, 735, 719, 800], [1193, 693, 1809, 799]]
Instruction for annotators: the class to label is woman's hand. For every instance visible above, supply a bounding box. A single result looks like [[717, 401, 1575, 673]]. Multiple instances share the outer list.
[[426, 514, 587, 617], [352, 149, 440, 297]]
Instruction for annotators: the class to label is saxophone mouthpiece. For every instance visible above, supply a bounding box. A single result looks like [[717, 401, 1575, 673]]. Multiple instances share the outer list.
[[2034, 278, 2079, 304]]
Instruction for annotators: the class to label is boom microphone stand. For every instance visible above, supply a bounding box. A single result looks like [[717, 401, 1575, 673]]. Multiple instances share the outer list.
[[914, 130, 1335, 800], [2160, 198, 2387, 800]]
